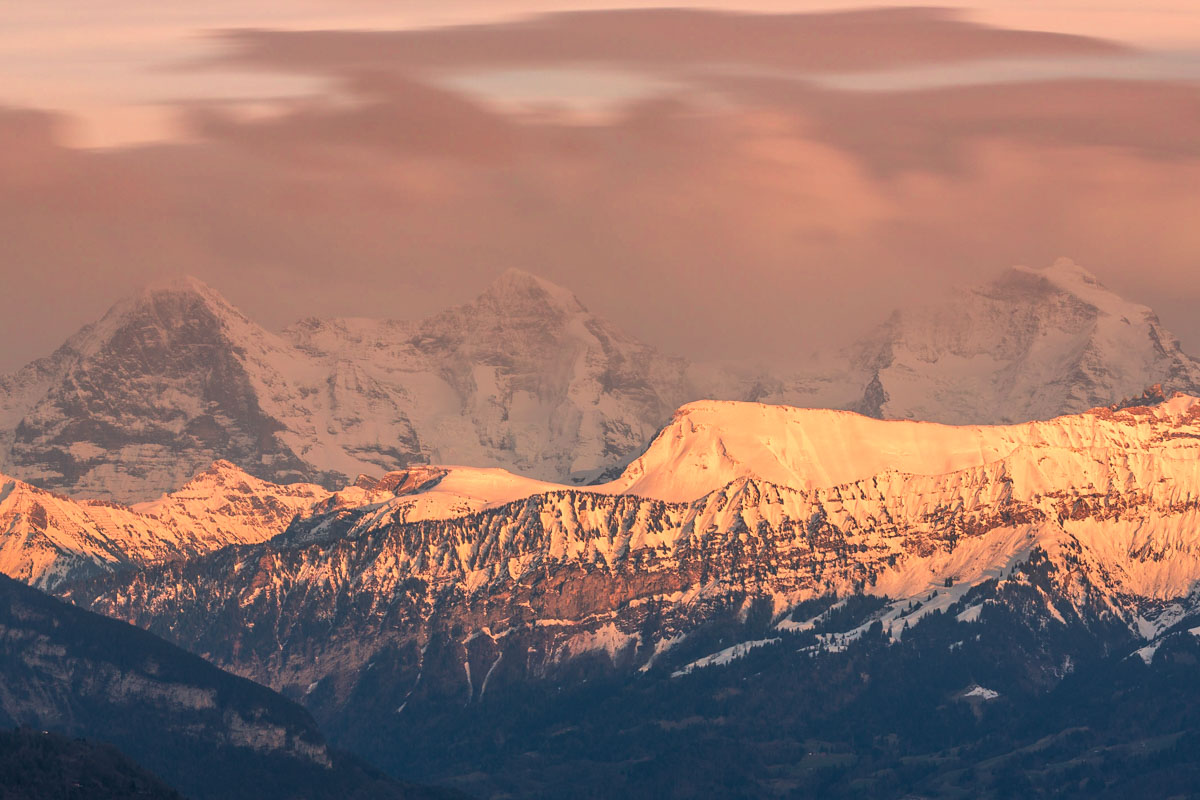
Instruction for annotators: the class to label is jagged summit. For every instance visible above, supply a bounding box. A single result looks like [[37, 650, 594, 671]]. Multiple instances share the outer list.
[[138, 273, 223, 298], [165, 458, 283, 491], [1014, 256, 1105, 291], [458, 267, 588, 319], [58, 275, 267, 365], [1007, 258, 1158, 323], [114, 274, 244, 324]]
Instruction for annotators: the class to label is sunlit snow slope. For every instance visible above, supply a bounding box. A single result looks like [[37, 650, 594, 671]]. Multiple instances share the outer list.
[[0, 461, 330, 589]]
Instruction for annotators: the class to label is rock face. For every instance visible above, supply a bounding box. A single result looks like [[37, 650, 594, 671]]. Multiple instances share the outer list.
[[847, 258, 1200, 423], [64, 394, 1200, 768]]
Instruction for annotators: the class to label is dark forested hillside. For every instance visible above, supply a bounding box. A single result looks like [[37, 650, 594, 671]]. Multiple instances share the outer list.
[[0, 727, 184, 800], [0, 575, 455, 800]]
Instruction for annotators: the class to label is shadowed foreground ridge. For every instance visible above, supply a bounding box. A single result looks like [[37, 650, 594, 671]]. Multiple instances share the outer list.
[[0, 727, 184, 800], [0, 574, 458, 800]]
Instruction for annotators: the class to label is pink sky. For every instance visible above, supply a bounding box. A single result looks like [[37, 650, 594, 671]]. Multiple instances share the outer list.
[[2, 1, 1197, 148], [1, 3, 1198, 372]]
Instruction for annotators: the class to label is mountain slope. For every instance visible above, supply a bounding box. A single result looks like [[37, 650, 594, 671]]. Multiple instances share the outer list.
[[285, 268, 694, 485], [0, 728, 184, 800], [849, 258, 1200, 423], [0, 574, 446, 800]]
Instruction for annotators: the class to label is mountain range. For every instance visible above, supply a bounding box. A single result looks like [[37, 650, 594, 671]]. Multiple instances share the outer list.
[[2, 259, 1198, 503], [5, 257, 1200, 796], [20, 389, 1197, 795], [0, 459, 340, 590]]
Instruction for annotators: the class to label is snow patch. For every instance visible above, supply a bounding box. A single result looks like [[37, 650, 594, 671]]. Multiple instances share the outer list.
[[559, 623, 637, 664], [956, 604, 983, 623], [1134, 643, 1160, 665], [963, 685, 1000, 701], [672, 638, 781, 677]]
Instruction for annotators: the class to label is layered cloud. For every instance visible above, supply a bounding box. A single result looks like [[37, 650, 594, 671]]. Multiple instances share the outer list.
[[214, 7, 1124, 74], [1, 8, 1198, 373]]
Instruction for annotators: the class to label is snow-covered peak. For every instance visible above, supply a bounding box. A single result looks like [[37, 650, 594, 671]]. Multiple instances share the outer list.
[[139, 274, 226, 301], [603, 401, 1002, 501], [474, 268, 587, 316], [189, 458, 253, 481], [1010, 258, 1151, 320], [1015, 256, 1102, 287], [59, 274, 275, 365], [848, 259, 1200, 425], [133, 459, 328, 516], [125, 274, 241, 322]]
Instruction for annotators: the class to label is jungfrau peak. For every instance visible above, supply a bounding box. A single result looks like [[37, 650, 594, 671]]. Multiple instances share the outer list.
[[849, 258, 1200, 423]]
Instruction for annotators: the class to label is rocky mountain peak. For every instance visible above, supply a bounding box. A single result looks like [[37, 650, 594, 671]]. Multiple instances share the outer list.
[[844, 259, 1200, 424], [1016, 256, 1102, 287], [60, 275, 266, 368], [1013, 256, 1109, 295], [139, 273, 226, 302], [1004, 258, 1152, 322], [126, 274, 236, 322], [472, 267, 587, 317], [178, 459, 261, 488]]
